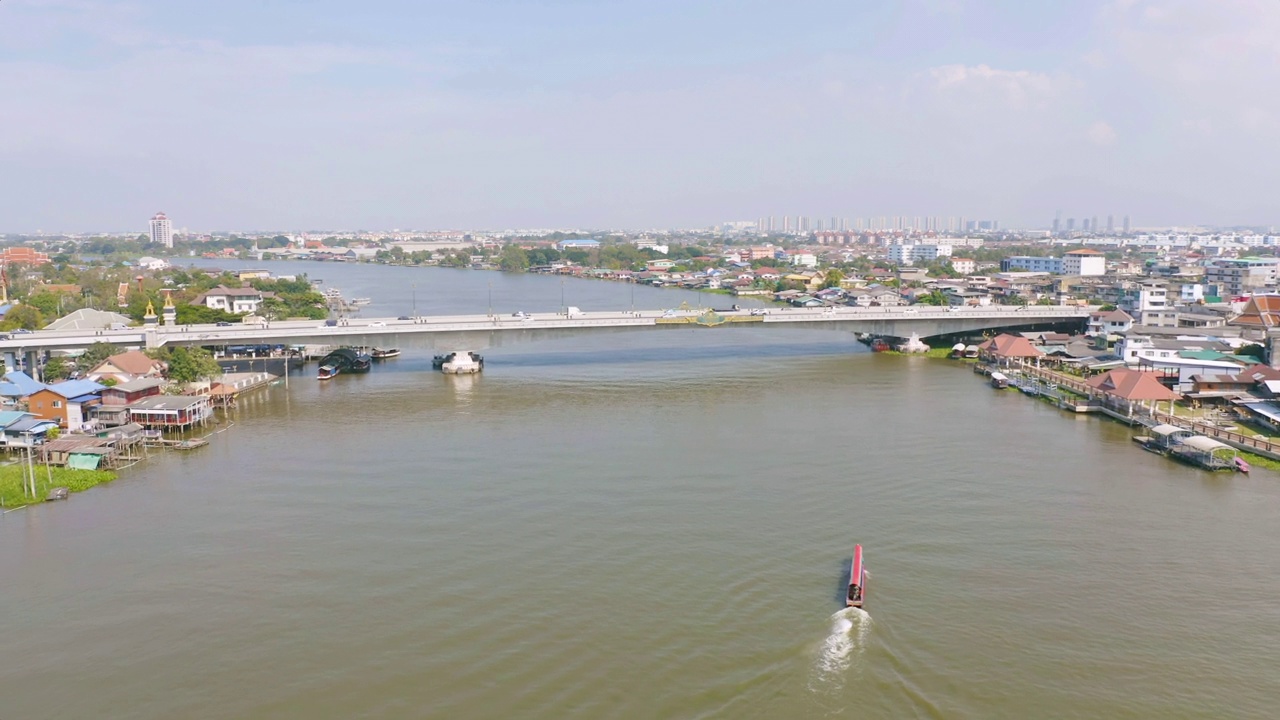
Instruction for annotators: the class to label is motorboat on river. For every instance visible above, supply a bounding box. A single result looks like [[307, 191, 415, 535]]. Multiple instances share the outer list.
[[847, 544, 868, 609]]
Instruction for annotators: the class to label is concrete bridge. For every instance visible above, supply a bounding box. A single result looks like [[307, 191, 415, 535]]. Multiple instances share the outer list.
[[0, 305, 1092, 360]]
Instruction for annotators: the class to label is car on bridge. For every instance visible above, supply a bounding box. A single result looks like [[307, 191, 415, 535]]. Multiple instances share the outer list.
[[368, 321, 386, 328], [215, 321, 234, 327]]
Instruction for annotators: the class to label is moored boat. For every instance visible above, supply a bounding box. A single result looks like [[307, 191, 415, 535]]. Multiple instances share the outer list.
[[990, 371, 1009, 389], [317, 363, 339, 380], [371, 347, 400, 359], [847, 544, 867, 608]]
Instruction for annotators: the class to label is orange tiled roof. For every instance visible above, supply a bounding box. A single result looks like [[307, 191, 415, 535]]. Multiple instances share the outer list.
[[1086, 368, 1181, 401]]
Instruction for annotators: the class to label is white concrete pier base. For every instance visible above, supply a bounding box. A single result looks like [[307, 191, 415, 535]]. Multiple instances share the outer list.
[[438, 351, 483, 375]]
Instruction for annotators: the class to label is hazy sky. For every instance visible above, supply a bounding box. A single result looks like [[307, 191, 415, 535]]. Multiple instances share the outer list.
[[1, 0, 1276, 232]]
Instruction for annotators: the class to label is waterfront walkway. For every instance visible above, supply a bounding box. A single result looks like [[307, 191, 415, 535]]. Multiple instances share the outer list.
[[1013, 363, 1280, 460]]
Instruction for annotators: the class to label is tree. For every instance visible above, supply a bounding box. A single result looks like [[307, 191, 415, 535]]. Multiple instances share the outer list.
[[76, 342, 121, 372], [174, 303, 242, 324], [822, 268, 845, 289], [498, 246, 530, 272], [161, 347, 223, 383], [1236, 343, 1267, 361], [1, 304, 44, 330], [916, 290, 949, 306], [43, 356, 71, 381]]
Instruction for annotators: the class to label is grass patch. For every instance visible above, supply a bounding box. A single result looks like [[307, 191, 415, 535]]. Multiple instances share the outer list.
[[881, 347, 955, 359], [0, 463, 118, 508], [1237, 451, 1280, 471]]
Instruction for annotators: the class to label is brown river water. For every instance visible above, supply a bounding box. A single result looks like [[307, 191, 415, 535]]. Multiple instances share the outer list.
[[1, 261, 1277, 719]]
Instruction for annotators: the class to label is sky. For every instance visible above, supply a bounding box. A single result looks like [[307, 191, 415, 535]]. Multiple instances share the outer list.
[[1, 0, 1277, 233]]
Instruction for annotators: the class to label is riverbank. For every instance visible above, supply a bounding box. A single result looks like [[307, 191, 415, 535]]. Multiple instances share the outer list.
[[0, 464, 117, 508]]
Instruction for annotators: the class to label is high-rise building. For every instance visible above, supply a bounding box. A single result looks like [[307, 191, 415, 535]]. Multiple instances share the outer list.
[[1107, 215, 1115, 233], [1066, 218, 1076, 232], [1052, 216, 1061, 234], [1082, 218, 1091, 232], [1123, 215, 1131, 234], [150, 212, 173, 248], [1091, 216, 1099, 234]]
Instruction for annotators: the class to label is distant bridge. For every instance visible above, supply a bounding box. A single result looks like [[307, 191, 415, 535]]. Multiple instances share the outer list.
[[0, 305, 1092, 359]]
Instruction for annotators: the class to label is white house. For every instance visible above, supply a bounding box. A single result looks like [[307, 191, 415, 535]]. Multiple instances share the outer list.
[[1087, 309, 1135, 336], [790, 253, 818, 268], [193, 286, 273, 315], [1062, 249, 1106, 276]]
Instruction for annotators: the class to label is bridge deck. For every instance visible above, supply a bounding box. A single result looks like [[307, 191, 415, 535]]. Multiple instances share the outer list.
[[0, 305, 1093, 352]]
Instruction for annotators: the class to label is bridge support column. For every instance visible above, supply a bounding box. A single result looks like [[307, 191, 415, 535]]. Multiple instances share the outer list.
[[433, 350, 484, 375], [25, 350, 40, 382], [3, 351, 15, 374]]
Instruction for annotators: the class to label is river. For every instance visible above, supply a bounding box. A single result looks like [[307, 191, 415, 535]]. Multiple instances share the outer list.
[[2, 260, 1278, 719]]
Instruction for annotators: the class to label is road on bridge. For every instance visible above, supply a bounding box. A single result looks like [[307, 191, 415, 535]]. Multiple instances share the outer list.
[[0, 304, 1093, 353]]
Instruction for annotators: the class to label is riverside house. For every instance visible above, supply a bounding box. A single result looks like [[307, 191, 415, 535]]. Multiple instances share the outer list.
[[27, 379, 106, 431], [85, 350, 167, 384], [126, 395, 213, 431]]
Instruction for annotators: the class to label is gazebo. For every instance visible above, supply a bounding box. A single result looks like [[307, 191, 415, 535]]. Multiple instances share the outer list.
[[977, 333, 1045, 367], [1086, 367, 1181, 419]]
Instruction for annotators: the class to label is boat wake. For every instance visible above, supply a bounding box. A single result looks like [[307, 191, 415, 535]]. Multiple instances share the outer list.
[[809, 607, 871, 693]]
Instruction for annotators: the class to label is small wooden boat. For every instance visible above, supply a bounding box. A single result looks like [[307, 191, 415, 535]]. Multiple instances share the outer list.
[[1235, 457, 1251, 474], [317, 363, 339, 380], [371, 347, 400, 359], [846, 544, 867, 608], [174, 438, 209, 451], [46, 487, 69, 501], [990, 371, 1009, 389]]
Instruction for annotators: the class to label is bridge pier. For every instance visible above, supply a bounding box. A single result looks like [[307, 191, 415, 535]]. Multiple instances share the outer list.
[[25, 350, 41, 382]]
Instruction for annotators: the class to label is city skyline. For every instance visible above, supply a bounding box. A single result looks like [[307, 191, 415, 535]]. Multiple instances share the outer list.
[[2, 1, 1278, 232]]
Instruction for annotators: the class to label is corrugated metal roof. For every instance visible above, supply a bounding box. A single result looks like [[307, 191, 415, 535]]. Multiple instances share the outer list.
[[1180, 436, 1232, 453], [2, 371, 44, 396], [43, 379, 106, 398], [1150, 424, 1189, 437], [0, 410, 33, 427], [7, 417, 57, 433]]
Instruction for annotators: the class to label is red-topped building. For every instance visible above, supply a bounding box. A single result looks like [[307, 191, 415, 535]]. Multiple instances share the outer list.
[[0, 247, 51, 266]]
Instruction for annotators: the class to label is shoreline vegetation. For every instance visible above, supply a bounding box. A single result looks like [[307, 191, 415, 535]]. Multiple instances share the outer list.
[[0, 464, 117, 509]]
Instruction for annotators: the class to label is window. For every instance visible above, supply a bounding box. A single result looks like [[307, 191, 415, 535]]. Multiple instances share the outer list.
[[52, 400, 63, 408]]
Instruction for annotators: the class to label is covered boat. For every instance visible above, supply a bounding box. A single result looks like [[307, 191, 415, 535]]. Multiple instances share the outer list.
[[316, 348, 372, 379], [846, 544, 867, 608], [990, 371, 1009, 389]]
